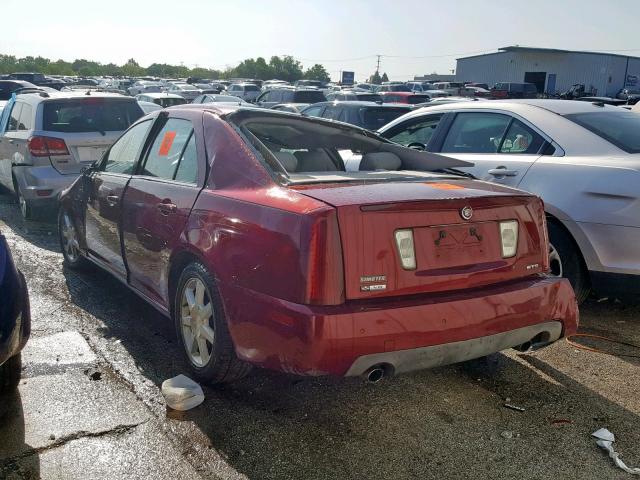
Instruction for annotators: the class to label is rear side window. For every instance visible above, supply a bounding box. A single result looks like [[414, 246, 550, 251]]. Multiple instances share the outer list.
[[303, 105, 324, 117], [174, 134, 198, 184], [385, 114, 443, 145], [564, 111, 640, 153], [7, 103, 22, 131], [143, 118, 194, 180], [17, 103, 32, 130], [360, 108, 411, 130], [43, 99, 143, 133], [441, 113, 511, 153], [103, 120, 152, 174], [499, 119, 544, 154]]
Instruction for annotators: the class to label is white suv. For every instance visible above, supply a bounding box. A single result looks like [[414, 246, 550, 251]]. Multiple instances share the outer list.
[[0, 91, 143, 219]]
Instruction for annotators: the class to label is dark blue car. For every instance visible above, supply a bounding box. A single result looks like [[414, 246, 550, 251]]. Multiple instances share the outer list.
[[0, 232, 30, 393]]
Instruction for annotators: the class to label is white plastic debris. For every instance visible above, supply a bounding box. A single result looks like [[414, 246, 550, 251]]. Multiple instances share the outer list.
[[592, 428, 640, 475], [161, 374, 205, 411]]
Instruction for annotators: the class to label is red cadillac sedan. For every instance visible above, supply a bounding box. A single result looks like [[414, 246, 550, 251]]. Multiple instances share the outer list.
[[58, 105, 578, 384]]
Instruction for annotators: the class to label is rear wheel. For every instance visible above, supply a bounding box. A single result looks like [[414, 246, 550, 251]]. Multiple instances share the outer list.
[[173, 262, 251, 384], [15, 183, 34, 221], [547, 220, 590, 304], [58, 209, 88, 270]]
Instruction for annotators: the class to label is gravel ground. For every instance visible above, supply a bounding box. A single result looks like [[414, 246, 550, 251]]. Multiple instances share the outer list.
[[0, 190, 638, 480]]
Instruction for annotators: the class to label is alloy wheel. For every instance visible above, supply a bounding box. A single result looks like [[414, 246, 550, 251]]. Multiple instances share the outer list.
[[549, 243, 563, 277], [180, 277, 215, 367], [61, 212, 80, 262]]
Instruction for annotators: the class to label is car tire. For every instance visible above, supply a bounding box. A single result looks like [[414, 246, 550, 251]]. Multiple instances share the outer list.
[[173, 262, 252, 384], [15, 183, 34, 221], [0, 353, 22, 394], [58, 209, 89, 270], [547, 220, 590, 304]]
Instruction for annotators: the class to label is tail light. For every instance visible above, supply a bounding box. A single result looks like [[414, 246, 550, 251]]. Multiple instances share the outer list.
[[499, 220, 519, 258], [394, 229, 416, 270], [28, 136, 69, 157], [304, 209, 344, 305]]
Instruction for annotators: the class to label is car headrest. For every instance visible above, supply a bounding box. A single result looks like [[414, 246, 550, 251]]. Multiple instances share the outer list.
[[273, 151, 298, 172], [359, 152, 402, 171]]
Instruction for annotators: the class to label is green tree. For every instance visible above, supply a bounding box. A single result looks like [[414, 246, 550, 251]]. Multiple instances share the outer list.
[[121, 58, 144, 77], [381, 72, 389, 83], [303, 64, 330, 83], [369, 70, 382, 84]]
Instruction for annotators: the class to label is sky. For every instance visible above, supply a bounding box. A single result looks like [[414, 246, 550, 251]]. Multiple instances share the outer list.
[[3, 0, 640, 82]]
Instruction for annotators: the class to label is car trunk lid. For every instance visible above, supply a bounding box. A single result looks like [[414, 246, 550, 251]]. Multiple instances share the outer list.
[[293, 179, 548, 300]]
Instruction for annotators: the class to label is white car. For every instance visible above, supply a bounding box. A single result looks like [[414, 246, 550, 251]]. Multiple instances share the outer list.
[[379, 100, 640, 303], [128, 81, 163, 96], [166, 83, 202, 101], [135, 92, 187, 108], [226, 83, 262, 102]]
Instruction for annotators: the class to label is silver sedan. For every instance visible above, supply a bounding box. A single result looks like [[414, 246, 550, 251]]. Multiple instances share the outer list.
[[379, 99, 640, 303]]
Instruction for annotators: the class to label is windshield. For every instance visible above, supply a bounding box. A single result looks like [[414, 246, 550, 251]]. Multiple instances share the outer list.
[[361, 107, 410, 130], [390, 85, 411, 92], [564, 111, 640, 153], [159, 97, 187, 107], [43, 99, 144, 133]]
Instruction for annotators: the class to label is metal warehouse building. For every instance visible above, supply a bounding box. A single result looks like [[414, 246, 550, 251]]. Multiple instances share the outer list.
[[456, 46, 640, 96]]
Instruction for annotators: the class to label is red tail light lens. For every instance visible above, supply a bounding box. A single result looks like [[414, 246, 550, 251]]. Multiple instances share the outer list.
[[28, 136, 69, 157], [304, 209, 344, 306]]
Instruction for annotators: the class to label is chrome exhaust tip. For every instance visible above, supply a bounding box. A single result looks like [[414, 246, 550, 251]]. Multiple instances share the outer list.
[[365, 367, 385, 383]]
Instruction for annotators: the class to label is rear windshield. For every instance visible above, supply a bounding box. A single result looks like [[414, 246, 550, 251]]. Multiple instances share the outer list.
[[390, 85, 411, 92], [159, 98, 187, 107], [293, 90, 326, 103], [356, 94, 382, 102], [244, 85, 261, 92], [407, 95, 430, 104], [43, 99, 143, 133], [564, 111, 640, 153], [361, 107, 411, 130]]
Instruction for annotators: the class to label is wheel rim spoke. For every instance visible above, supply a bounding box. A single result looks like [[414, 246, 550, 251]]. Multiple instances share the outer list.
[[197, 337, 210, 364], [200, 302, 212, 321], [184, 287, 196, 310], [195, 281, 205, 307], [200, 324, 215, 343]]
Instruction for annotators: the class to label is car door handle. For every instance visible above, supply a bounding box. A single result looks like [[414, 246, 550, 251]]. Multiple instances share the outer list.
[[106, 195, 119, 206], [7, 139, 14, 144], [157, 202, 177, 215], [488, 168, 519, 177]]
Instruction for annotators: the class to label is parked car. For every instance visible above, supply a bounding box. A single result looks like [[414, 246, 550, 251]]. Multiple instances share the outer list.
[[226, 83, 262, 102], [255, 88, 326, 108], [167, 83, 202, 101], [301, 101, 413, 130], [9, 73, 66, 91], [0, 92, 144, 219], [575, 97, 627, 106], [616, 88, 640, 102], [192, 83, 224, 94], [57, 104, 577, 384], [270, 103, 309, 113], [128, 81, 163, 96], [378, 83, 411, 92], [465, 86, 492, 98], [136, 93, 188, 108], [0, 231, 30, 396], [294, 79, 324, 88], [491, 82, 538, 99], [432, 82, 465, 95], [379, 99, 640, 302], [380, 92, 432, 104], [0, 80, 40, 100], [465, 82, 489, 90], [325, 91, 382, 102], [192, 94, 248, 105]]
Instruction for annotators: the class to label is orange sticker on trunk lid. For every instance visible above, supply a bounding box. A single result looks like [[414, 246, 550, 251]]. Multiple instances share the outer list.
[[426, 182, 464, 190], [158, 131, 176, 156]]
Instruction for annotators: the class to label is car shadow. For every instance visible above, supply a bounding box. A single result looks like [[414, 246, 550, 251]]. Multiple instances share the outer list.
[[0, 390, 41, 478], [0, 193, 59, 253], [62, 265, 640, 480]]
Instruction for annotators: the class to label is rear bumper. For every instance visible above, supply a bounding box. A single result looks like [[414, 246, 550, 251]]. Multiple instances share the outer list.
[[222, 275, 578, 377], [13, 165, 78, 202]]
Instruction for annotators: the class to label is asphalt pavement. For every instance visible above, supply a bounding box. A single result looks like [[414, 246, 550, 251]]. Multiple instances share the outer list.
[[0, 190, 638, 480]]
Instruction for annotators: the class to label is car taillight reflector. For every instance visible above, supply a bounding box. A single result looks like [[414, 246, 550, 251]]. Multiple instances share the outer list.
[[394, 229, 416, 270], [28, 136, 69, 157], [499, 220, 519, 258]]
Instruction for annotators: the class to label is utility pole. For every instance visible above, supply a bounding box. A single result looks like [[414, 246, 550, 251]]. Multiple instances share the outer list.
[[376, 54, 381, 75]]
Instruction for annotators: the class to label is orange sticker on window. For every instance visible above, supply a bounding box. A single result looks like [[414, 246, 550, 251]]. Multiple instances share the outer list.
[[158, 131, 176, 156], [426, 183, 465, 190]]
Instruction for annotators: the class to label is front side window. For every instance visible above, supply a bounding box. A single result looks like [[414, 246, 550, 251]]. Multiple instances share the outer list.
[[303, 106, 324, 117], [142, 118, 194, 180], [102, 120, 152, 174], [441, 112, 511, 153], [385, 114, 443, 146]]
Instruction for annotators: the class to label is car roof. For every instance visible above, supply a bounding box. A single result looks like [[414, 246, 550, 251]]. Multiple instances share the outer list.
[[380, 91, 424, 96], [16, 91, 136, 103], [306, 101, 411, 108], [138, 92, 184, 99]]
